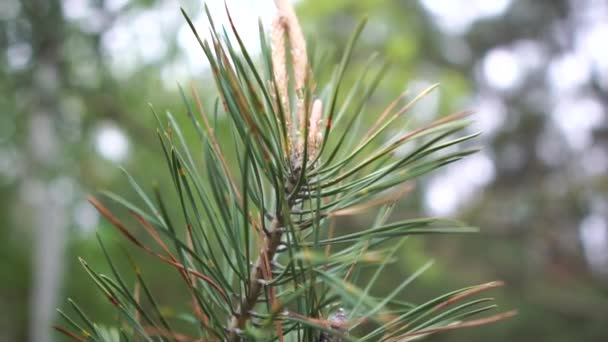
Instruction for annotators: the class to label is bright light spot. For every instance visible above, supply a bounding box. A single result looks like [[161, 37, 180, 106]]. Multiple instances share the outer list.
[[575, 11, 608, 90], [462, 152, 495, 186], [61, 0, 93, 20], [101, 23, 138, 78], [104, 0, 128, 12], [576, 21, 608, 73], [101, 2, 180, 77], [95, 124, 129, 162], [7, 43, 32, 70], [131, 10, 169, 62], [474, 0, 512, 17], [547, 52, 591, 94], [420, 0, 512, 34], [425, 176, 459, 216], [580, 214, 608, 276], [419, 0, 474, 33], [407, 80, 441, 122], [424, 152, 495, 215], [552, 96, 603, 151], [473, 95, 506, 136], [74, 200, 100, 234], [61, 0, 107, 33], [482, 48, 523, 91]]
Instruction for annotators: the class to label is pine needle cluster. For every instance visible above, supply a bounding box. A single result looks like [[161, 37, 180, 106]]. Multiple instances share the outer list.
[[56, 2, 514, 341]]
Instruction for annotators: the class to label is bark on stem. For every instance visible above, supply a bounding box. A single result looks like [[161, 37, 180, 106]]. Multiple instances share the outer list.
[[227, 214, 286, 341]]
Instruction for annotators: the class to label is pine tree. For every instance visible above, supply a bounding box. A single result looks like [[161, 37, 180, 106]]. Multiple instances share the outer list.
[[56, 1, 515, 341]]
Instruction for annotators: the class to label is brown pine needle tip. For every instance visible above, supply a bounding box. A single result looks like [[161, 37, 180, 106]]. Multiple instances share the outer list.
[[189, 83, 243, 205], [329, 183, 415, 217], [433, 280, 506, 312], [88, 196, 144, 249], [389, 310, 518, 342], [88, 196, 229, 303], [394, 110, 474, 146], [363, 90, 409, 141], [52, 326, 86, 342]]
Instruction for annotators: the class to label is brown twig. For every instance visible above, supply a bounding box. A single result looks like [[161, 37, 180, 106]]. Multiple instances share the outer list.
[[227, 214, 288, 340]]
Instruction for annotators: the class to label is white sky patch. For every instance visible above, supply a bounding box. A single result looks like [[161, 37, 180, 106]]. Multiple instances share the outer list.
[[61, 0, 106, 33], [61, 0, 94, 21], [173, 0, 279, 81], [419, 0, 512, 34], [576, 18, 608, 74], [95, 123, 129, 162], [101, 20, 139, 78], [482, 47, 523, 91], [573, 2, 608, 90], [424, 152, 495, 216], [131, 9, 171, 62], [473, 0, 512, 18], [97, 0, 295, 84], [102, 2, 181, 78]]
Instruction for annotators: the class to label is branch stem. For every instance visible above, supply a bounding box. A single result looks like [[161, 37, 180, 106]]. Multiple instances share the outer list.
[[228, 210, 287, 340]]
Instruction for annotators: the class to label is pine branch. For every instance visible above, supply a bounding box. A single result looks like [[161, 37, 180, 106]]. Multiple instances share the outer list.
[[55, 2, 516, 341]]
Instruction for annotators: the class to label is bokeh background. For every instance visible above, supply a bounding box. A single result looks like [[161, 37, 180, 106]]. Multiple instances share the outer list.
[[2, 0, 607, 341]]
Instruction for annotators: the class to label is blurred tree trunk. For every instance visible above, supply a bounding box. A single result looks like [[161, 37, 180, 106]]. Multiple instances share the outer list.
[[23, 1, 67, 341]]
